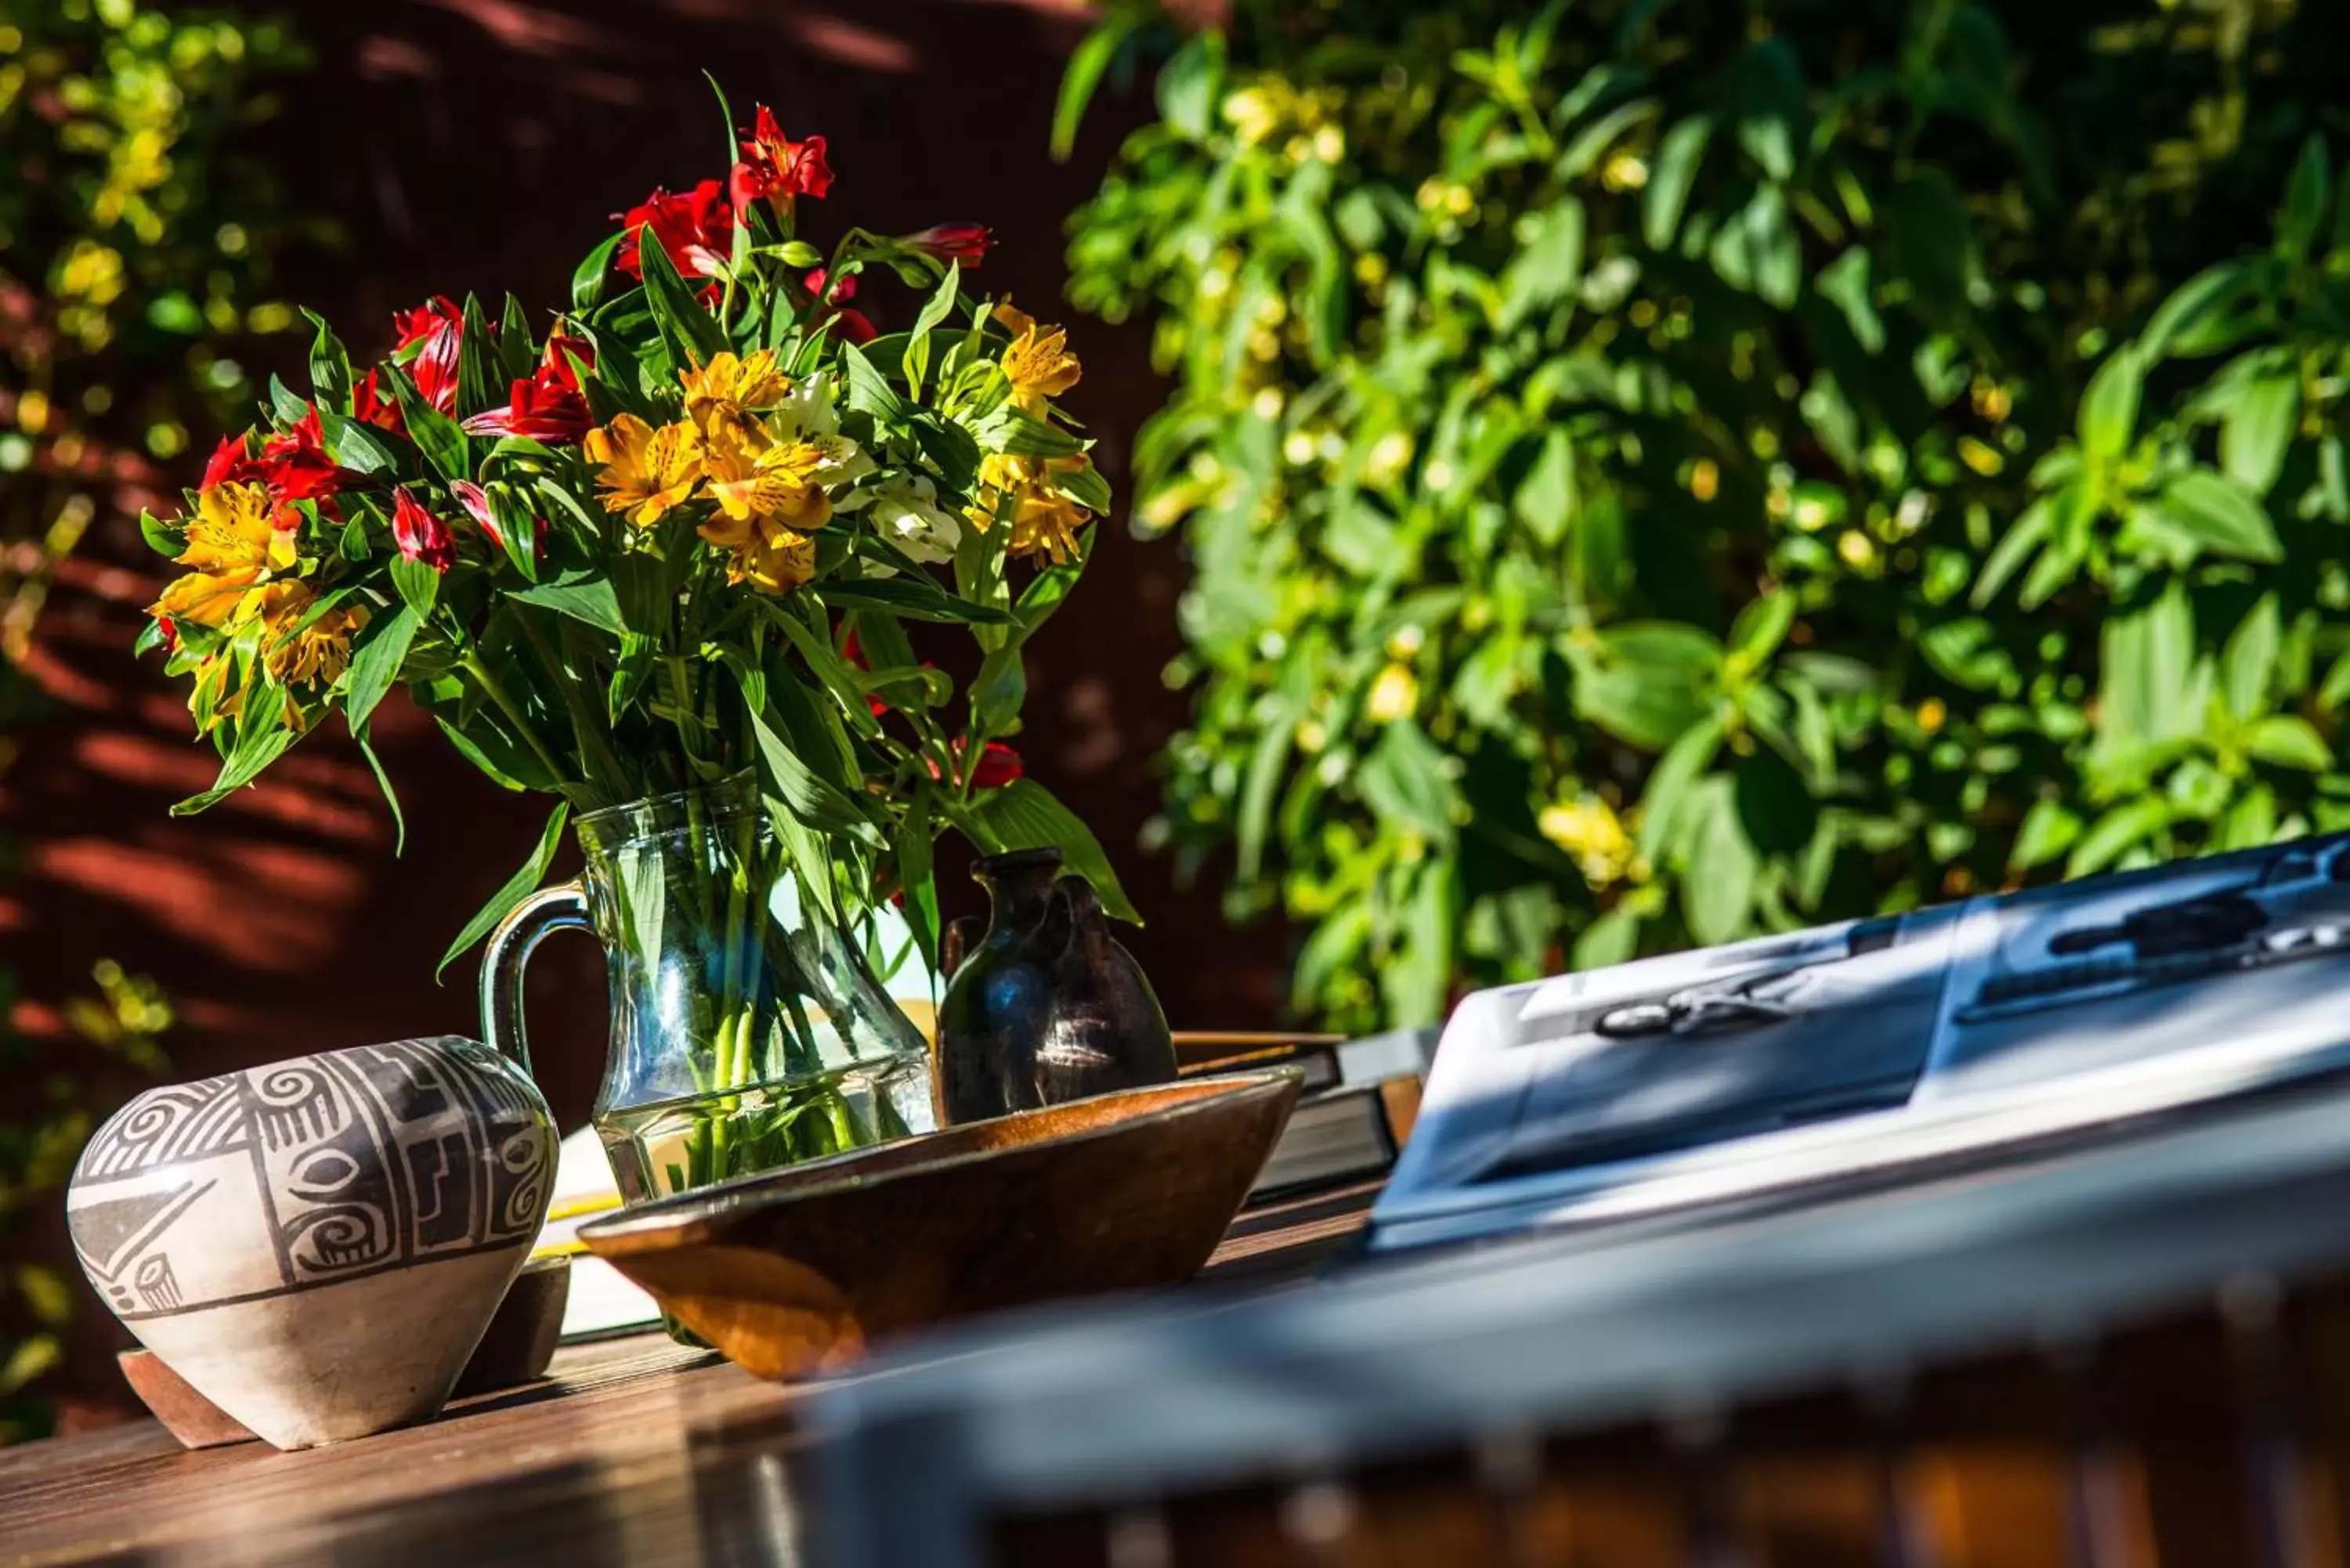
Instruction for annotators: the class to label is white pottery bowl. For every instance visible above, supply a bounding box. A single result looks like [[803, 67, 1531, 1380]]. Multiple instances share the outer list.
[[67, 1035, 555, 1449]]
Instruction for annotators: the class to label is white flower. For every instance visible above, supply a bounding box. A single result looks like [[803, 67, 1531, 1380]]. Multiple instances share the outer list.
[[762, 374, 873, 490], [862, 475, 963, 565]]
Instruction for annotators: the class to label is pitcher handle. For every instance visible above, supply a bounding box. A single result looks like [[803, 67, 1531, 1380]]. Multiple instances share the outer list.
[[479, 880, 591, 1075]]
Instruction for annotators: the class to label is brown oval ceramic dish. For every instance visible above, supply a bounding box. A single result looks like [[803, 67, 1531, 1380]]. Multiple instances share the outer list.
[[576, 1070, 1303, 1380]]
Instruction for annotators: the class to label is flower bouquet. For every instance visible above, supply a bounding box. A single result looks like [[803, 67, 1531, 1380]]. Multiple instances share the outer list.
[[139, 88, 1133, 1197]]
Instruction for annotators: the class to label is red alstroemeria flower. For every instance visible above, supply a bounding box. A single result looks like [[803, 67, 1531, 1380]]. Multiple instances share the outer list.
[[450, 479, 548, 562], [539, 329, 595, 393], [391, 487, 456, 573], [616, 180, 736, 281], [927, 739, 1024, 790], [352, 367, 405, 433], [463, 368, 592, 443], [155, 614, 179, 654], [967, 741, 1023, 789], [258, 406, 349, 504], [392, 295, 464, 414], [730, 107, 833, 208], [899, 223, 993, 266], [201, 432, 265, 489], [803, 269, 877, 343]]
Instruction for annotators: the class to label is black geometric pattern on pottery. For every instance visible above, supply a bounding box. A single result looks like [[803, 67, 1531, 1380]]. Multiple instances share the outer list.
[[69, 1178, 215, 1281], [78, 1076, 248, 1177], [70, 1037, 552, 1322]]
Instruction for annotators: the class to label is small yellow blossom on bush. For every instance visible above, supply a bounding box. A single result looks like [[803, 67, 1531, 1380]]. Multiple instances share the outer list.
[[1538, 796, 1638, 888], [1365, 662, 1419, 723]]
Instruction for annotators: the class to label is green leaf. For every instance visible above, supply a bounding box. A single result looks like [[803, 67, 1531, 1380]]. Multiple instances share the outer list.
[[818, 576, 1017, 626], [1052, 5, 1144, 159], [436, 801, 570, 979], [1155, 29, 1224, 143], [357, 733, 407, 857], [572, 231, 624, 313], [637, 229, 728, 367], [316, 410, 400, 476], [1571, 623, 1721, 750], [894, 787, 941, 974], [457, 295, 502, 418], [2319, 649, 2350, 714], [1572, 909, 1640, 971], [1815, 247, 1882, 354], [1637, 714, 1724, 863], [511, 573, 625, 634], [2010, 797, 2081, 870], [1733, 38, 1803, 181], [2280, 135, 2331, 262], [1643, 117, 1711, 250], [969, 643, 1027, 739], [749, 704, 873, 835], [1357, 720, 1459, 850], [1681, 779, 1758, 945], [303, 308, 352, 413], [902, 263, 962, 392], [972, 406, 1084, 457], [2142, 260, 2261, 360], [2157, 469, 2282, 562], [389, 555, 443, 618], [2067, 797, 2171, 877], [964, 777, 1141, 923], [343, 602, 421, 739], [268, 374, 309, 425], [381, 365, 472, 482], [2221, 594, 2280, 721], [1727, 591, 1795, 667], [1498, 198, 1585, 331], [839, 340, 912, 422], [2079, 345, 2143, 462], [2220, 375, 2298, 497], [608, 630, 655, 727], [171, 722, 298, 815], [1512, 431, 1577, 546], [139, 508, 184, 557], [2247, 714, 2333, 771]]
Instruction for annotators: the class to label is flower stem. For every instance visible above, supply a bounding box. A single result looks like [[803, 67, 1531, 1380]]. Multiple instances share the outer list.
[[461, 652, 571, 786]]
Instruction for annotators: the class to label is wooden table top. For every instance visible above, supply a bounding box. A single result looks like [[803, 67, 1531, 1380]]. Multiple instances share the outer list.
[[0, 1182, 1379, 1568]]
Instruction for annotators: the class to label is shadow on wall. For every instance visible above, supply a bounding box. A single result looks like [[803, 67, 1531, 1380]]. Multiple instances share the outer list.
[[4, 0, 1287, 1422]]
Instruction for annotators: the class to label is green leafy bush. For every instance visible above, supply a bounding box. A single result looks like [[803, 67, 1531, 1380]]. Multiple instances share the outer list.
[[1, 0, 301, 1442], [1062, 0, 2345, 1031]]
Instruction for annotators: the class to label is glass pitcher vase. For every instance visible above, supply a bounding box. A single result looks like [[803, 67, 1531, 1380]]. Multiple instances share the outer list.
[[480, 771, 936, 1204]]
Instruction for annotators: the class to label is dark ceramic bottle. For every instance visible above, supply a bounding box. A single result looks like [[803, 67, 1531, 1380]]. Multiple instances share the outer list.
[[935, 847, 1177, 1125]]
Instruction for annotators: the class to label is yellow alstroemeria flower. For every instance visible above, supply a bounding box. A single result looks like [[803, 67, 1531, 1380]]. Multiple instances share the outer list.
[[727, 524, 819, 595], [702, 433, 833, 534], [1008, 486, 1090, 565], [255, 582, 371, 688], [681, 349, 790, 432], [992, 302, 1082, 408], [966, 450, 1094, 563], [151, 481, 295, 629], [584, 414, 703, 527]]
